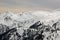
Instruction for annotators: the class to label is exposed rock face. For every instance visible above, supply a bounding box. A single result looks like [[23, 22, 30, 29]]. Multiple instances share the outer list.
[[0, 24, 9, 34]]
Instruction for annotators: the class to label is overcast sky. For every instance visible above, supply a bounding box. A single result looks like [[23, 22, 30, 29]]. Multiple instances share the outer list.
[[0, 0, 60, 10]]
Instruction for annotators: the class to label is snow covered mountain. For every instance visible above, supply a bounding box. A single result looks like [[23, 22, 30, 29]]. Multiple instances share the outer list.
[[0, 10, 60, 37], [0, 10, 60, 28]]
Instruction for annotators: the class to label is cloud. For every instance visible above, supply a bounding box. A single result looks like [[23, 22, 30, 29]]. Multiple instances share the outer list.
[[0, 0, 60, 9]]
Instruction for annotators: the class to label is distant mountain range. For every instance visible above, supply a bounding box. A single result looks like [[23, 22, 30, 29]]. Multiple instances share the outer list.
[[0, 11, 60, 28]]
